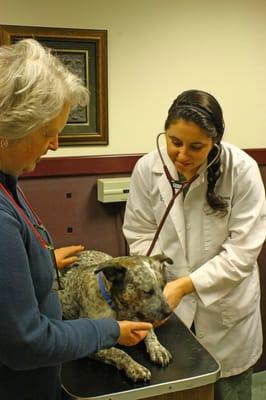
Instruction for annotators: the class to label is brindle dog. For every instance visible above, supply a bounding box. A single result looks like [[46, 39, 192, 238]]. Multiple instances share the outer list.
[[58, 250, 173, 381]]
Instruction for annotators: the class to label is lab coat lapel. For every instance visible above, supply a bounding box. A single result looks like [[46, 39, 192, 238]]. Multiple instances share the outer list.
[[155, 148, 187, 256]]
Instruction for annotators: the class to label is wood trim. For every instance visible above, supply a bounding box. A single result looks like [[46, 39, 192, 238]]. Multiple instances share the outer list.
[[22, 154, 145, 178], [141, 384, 214, 400], [21, 148, 266, 179], [245, 148, 266, 165]]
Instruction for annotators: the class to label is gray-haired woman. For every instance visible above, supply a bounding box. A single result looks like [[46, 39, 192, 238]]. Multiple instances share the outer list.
[[0, 39, 152, 400]]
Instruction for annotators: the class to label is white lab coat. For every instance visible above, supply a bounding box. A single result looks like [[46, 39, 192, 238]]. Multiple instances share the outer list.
[[123, 141, 266, 377]]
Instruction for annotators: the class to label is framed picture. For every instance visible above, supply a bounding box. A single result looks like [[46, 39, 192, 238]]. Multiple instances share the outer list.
[[0, 25, 108, 146]]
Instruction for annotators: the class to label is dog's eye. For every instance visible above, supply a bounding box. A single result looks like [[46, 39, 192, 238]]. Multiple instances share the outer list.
[[143, 289, 155, 296]]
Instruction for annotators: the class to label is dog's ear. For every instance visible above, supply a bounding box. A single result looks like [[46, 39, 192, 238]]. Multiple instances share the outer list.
[[95, 263, 127, 286], [152, 254, 173, 265]]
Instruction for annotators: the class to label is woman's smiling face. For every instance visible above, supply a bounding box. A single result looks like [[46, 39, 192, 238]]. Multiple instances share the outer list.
[[166, 119, 214, 179]]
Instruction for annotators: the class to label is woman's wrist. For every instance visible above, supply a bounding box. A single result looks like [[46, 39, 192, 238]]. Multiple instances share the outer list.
[[175, 276, 195, 297]]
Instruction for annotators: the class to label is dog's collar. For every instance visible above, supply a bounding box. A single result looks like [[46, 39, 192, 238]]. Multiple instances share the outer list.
[[97, 271, 116, 310]]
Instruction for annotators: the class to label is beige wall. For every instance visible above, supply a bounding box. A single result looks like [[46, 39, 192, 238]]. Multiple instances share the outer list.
[[2, 0, 265, 156]]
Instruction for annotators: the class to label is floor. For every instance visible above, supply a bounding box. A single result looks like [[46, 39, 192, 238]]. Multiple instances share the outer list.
[[252, 371, 266, 399]]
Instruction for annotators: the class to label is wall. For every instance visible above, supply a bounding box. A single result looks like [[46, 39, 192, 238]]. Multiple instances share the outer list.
[[1, 0, 266, 156]]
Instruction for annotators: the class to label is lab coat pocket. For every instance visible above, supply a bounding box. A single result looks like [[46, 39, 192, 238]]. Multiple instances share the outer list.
[[220, 269, 260, 328]]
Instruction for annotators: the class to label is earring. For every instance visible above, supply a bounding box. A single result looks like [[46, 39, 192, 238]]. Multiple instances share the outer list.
[[0, 138, 8, 149]]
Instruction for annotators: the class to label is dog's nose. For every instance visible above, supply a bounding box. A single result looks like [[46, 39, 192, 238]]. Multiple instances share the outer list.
[[162, 309, 172, 318], [161, 304, 172, 319]]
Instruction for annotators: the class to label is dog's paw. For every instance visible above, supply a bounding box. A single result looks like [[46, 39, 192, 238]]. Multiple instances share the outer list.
[[125, 361, 151, 382], [147, 343, 172, 366]]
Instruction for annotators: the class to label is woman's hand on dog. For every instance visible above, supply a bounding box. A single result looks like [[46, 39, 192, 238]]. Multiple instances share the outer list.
[[117, 321, 153, 346], [163, 276, 195, 310], [54, 245, 85, 269], [152, 276, 196, 328]]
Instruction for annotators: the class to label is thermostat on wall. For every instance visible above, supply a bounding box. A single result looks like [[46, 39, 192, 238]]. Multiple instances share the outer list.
[[97, 177, 131, 203]]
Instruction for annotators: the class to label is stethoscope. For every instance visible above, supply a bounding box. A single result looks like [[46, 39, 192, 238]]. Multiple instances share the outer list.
[[0, 183, 63, 290], [145, 132, 221, 256]]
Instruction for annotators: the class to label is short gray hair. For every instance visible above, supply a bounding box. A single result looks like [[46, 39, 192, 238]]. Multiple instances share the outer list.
[[0, 38, 89, 139]]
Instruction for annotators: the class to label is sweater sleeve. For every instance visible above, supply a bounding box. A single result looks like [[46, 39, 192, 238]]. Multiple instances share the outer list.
[[0, 210, 120, 370]]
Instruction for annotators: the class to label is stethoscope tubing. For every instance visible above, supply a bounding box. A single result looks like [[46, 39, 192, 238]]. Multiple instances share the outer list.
[[145, 133, 221, 256], [145, 176, 198, 256]]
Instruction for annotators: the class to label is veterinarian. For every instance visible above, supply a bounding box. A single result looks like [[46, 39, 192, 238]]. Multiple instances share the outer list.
[[123, 89, 266, 400], [0, 39, 152, 400]]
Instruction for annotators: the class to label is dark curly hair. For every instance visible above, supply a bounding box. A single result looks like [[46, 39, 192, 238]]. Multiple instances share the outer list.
[[164, 89, 228, 215]]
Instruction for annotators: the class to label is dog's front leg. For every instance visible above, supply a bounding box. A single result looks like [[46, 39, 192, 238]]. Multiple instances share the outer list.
[[94, 347, 151, 382], [144, 329, 172, 366]]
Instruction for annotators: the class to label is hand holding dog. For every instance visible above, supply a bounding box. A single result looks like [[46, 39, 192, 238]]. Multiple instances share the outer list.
[[54, 245, 85, 269], [117, 321, 153, 346], [163, 276, 195, 310], [153, 277, 195, 328]]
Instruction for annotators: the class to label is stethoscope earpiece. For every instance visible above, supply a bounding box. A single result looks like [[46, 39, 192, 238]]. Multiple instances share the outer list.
[[156, 133, 221, 192]]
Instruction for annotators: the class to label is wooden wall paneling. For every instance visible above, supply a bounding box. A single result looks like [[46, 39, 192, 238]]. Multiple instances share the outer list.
[[20, 175, 128, 257], [254, 164, 266, 372]]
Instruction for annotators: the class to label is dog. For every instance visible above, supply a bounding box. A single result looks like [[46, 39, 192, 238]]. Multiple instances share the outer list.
[[58, 250, 173, 381]]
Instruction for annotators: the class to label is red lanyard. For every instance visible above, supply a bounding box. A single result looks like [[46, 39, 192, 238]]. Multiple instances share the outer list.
[[0, 183, 48, 249], [0, 182, 63, 290]]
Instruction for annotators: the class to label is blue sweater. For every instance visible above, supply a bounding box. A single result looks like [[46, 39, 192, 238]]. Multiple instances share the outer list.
[[0, 172, 120, 399]]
